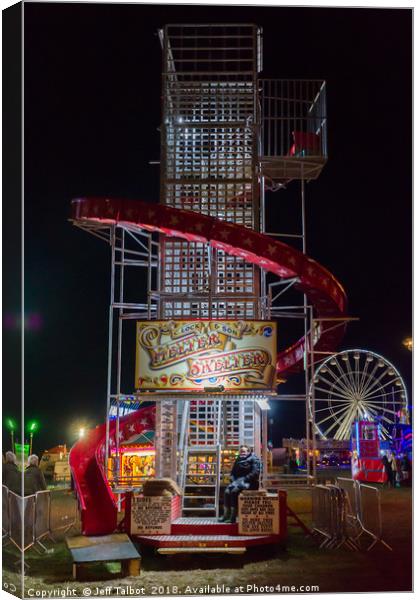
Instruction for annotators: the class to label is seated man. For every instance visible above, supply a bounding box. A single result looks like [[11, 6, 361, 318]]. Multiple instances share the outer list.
[[219, 445, 260, 524]]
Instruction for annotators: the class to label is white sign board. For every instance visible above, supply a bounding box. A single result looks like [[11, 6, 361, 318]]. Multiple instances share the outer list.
[[130, 495, 172, 535], [238, 493, 280, 535]]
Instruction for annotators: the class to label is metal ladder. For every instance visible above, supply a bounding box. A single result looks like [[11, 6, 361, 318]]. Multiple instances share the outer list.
[[179, 399, 222, 517], [181, 446, 221, 516]]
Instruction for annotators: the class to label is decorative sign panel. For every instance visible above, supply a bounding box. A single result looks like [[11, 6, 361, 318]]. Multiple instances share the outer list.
[[130, 495, 172, 535], [238, 492, 280, 535], [136, 320, 277, 391]]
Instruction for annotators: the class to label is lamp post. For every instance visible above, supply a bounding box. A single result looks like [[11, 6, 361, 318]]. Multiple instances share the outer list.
[[5, 418, 16, 452], [28, 421, 39, 455]]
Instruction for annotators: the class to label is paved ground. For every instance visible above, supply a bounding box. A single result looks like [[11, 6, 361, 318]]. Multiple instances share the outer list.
[[2, 485, 412, 597]]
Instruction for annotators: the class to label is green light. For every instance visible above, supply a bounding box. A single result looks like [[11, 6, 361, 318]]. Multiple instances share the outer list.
[[28, 420, 39, 432], [5, 418, 16, 431]]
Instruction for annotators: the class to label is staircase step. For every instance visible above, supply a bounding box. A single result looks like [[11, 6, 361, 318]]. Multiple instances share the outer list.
[[183, 495, 215, 500], [184, 484, 216, 488], [182, 507, 216, 512]]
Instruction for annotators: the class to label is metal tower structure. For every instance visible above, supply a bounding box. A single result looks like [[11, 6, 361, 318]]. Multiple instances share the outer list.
[[72, 23, 345, 516], [157, 25, 264, 515]]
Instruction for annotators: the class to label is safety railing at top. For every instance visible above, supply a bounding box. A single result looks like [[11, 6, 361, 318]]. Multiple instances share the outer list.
[[311, 478, 392, 551]]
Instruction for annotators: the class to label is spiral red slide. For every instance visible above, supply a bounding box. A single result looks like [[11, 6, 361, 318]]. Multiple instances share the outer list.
[[69, 196, 347, 534], [69, 405, 155, 535]]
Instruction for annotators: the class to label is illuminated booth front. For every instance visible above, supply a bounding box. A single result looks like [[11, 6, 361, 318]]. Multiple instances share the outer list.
[[108, 431, 156, 486]]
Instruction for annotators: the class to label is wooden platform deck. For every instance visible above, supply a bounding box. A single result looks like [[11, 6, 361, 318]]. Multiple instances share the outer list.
[[137, 532, 281, 553], [134, 516, 286, 553]]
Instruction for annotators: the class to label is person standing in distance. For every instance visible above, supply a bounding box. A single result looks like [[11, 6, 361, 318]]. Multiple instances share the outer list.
[[24, 455, 47, 495]]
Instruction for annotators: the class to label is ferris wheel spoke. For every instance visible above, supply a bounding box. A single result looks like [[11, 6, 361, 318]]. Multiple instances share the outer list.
[[343, 358, 359, 395], [360, 366, 393, 398], [334, 404, 357, 440], [358, 359, 369, 393], [315, 404, 354, 413], [337, 402, 358, 438], [358, 358, 372, 396], [313, 388, 355, 403], [358, 362, 381, 397], [361, 377, 404, 400], [375, 414, 395, 426], [361, 403, 399, 416], [358, 404, 394, 426], [332, 358, 358, 396], [359, 359, 385, 394], [314, 379, 356, 400], [321, 419, 340, 439], [317, 373, 357, 398], [358, 403, 379, 419], [357, 389, 403, 402], [316, 404, 354, 427]]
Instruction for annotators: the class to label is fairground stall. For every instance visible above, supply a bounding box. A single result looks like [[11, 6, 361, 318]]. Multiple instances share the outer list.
[[69, 23, 407, 554]]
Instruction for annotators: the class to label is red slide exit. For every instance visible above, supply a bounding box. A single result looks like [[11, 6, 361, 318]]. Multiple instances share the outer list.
[[69, 405, 155, 535]]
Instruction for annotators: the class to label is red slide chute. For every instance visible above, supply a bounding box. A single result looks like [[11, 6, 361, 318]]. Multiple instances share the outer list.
[[69, 405, 155, 535], [71, 197, 347, 375]]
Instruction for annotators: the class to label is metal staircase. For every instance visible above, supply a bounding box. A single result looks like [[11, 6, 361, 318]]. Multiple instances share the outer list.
[[182, 446, 221, 516], [179, 399, 222, 517]]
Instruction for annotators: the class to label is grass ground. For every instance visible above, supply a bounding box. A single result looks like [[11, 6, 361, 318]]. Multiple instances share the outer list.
[[2, 486, 412, 597]]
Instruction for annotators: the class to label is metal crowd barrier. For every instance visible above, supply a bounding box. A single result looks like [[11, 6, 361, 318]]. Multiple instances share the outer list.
[[312, 479, 392, 551], [8, 491, 36, 552], [34, 490, 54, 550], [312, 485, 332, 546], [2, 487, 79, 564], [357, 483, 392, 551], [49, 489, 79, 534], [312, 484, 357, 549], [336, 476, 363, 544], [2, 485, 9, 538]]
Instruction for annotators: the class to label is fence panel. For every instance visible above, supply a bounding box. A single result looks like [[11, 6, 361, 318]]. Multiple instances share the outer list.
[[9, 492, 36, 551], [337, 477, 359, 519], [312, 485, 332, 544], [50, 490, 79, 533], [2, 485, 9, 536], [35, 490, 51, 541], [358, 483, 391, 550], [358, 484, 381, 537], [313, 484, 362, 550]]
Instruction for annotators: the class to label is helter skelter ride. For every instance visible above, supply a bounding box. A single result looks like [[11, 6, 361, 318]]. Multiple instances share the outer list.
[[69, 24, 408, 552]]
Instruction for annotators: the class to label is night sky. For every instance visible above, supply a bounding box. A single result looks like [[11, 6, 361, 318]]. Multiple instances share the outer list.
[[4, 4, 412, 452]]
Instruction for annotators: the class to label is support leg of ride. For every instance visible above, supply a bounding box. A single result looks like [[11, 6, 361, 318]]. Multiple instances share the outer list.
[[121, 558, 141, 577]]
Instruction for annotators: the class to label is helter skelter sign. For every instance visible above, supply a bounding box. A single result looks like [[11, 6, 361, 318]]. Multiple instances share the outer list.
[[135, 320, 277, 391]]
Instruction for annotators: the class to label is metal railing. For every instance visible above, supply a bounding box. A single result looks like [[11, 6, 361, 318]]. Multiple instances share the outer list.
[[3, 488, 80, 564], [260, 79, 327, 159], [312, 480, 392, 551]]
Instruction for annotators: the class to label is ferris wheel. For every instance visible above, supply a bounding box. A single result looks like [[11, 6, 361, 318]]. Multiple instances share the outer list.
[[309, 349, 408, 441]]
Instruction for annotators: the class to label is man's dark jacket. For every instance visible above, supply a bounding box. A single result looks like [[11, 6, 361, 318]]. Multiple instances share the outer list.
[[3, 462, 21, 495], [231, 453, 260, 489], [24, 465, 47, 496]]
